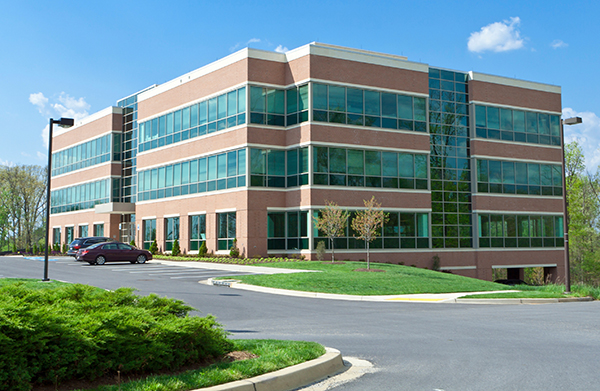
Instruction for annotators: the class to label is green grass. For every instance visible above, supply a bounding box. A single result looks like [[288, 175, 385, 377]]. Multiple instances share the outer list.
[[460, 283, 600, 299], [76, 339, 325, 391], [0, 277, 73, 289], [154, 254, 304, 264], [227, 261, 511, 295]]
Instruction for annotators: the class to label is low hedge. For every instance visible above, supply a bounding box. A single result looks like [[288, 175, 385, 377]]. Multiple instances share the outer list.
[[0, 281, 233, 391]]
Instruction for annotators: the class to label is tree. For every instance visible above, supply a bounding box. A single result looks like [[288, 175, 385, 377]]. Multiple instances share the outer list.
[[149, 239, 159, 255], [198, 240, 208, 257], [171, 239, 181, 256], [313, 200, 349, 262], [351, 196, 388, 270]]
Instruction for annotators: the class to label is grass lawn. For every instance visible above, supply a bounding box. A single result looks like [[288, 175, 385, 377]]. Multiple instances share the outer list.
[[229, 261, 511, 295], [78, 339, 324, 391], [460, 283, 600, 299], [0, 278, 72, 289]]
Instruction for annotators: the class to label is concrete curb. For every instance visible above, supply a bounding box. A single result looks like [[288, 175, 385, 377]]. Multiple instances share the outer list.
[[206, 279, 594, 305], [195, 347, 344, 391], [454, 297, 594, 304]]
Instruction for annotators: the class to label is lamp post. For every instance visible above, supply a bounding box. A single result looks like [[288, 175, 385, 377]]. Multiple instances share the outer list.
[[561, 116, 582, 293], [43, 117, 74, 281]]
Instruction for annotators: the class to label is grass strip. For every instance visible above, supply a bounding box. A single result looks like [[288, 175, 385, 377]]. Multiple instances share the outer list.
[[78, 339, 325, 391], [460, 283, 600, 299], [227, 261, 511, 295]]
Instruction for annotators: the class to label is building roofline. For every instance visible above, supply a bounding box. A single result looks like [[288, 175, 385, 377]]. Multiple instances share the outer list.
[[53, 106, 123, 137]]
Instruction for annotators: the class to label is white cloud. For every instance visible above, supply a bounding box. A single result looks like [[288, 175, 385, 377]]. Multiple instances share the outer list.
[[468, 17, 524, 53], [563, 108, 600, 170], [29, 92, 49, 114], [31, 92, 90, 148], [0, 158, 15, 167], [247, 38, 261, 44], [230, 38, 262, 52], [274, 45, 289, 53], [551, 39, 568, 49]]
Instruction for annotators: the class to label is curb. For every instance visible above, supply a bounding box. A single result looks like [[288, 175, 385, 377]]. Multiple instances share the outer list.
[[454, 297, 594, 304], [207, 279, 595, 305], [195, 347, 344, 391]]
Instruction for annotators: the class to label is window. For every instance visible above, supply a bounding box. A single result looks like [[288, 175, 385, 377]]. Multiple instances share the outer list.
[[477, 159, 562, 196], [250, 147, 309, 188], [52, 228, 61, 245], [93, 223, 104, 237], [313, 210, 429, 249], [190, 215, 206, 251], [51, 133, 114, 176], [312, 83, 427, 132], [218, 212, 236, 251], [50, 178, 111, 214], [78, 225, 88, 238], [137, 148, 246, 201], [474, 105, 561, 146], [478, 214, 564, 248], [143, 219, 156, 250], [65, 227, 74, 244], [267, 211, 308, 250], [312, 147, 428, 189], [165, 217, 180, 251], [138, 87, 246, 153]]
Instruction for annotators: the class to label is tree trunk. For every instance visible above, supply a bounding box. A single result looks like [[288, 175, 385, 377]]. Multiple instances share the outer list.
[[367, 241, 370, 270], [330, 237, 335, 262]]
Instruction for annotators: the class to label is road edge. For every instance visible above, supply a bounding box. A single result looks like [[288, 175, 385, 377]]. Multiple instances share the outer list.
[[195, 347, 345, 391]]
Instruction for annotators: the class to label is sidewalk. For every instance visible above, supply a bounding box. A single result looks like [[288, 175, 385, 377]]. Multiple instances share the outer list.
[[155, 260, 593, 304]]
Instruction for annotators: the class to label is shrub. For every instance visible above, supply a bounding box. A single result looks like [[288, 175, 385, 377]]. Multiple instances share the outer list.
[[32, 245, 38, 255], [61, 243, 68, 254], [129, 239, 136, 248], [149, 239, 158, 255], [172, 239, 181, 256], [199, 240, 208, 257], [316, 241, 326, 261], [229, 238, 240, 258], [431, 254, 440, 271], [0, 282, 233, 390]]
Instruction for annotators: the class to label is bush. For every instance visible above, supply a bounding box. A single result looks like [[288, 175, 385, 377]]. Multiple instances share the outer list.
[[61, 243, 68, 254], [316, 241, 326, 261], [149, 239, 158, 255], [129, 239, 136, 248], [199, 240, 208, 257], [172, 239, 181, 256], [0, 281, 233, 390], [229, 238, 240, 258]]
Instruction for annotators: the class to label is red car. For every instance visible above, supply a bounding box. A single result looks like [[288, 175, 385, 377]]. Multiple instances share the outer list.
[[76, 242, 152, 265]]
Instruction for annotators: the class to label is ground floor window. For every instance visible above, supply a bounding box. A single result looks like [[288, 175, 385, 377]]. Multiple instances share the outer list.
[[218, 212, 236, 250], [314, 211, 429, 250], [143, 219, 156, 250], [267, 211, 309, 250], [79, 225, 88, 237], [478, 214, 564, 248], [65, 227, 74, 244], [52, 228, 61, 244], [165, 217, 180, 251], [93, 223, 104, 237], [190, 215, 206, 250]]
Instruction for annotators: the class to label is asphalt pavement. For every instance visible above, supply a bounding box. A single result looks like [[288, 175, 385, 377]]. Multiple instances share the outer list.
[[2, 255, 599, 391]]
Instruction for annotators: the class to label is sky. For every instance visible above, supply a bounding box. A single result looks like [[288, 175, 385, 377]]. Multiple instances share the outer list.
[[1, 0, 599, 169]]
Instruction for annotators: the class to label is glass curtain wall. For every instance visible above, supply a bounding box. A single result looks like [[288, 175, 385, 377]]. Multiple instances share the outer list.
[[428, 68, 472, 248]]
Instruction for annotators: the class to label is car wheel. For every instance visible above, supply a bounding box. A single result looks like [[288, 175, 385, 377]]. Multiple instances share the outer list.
[[136, 254, 147, 264], [95, 255, 106, 265]]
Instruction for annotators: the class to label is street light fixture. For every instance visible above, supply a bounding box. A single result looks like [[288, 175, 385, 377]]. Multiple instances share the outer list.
[[43, 117, 74, 281], [561, 116, 582, 293]]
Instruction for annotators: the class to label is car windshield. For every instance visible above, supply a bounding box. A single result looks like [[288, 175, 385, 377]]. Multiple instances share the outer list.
[[70, 239, 84, 246]]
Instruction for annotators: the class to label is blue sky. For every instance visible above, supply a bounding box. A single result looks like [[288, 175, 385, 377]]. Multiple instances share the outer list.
[[2, 0, 599, 168]]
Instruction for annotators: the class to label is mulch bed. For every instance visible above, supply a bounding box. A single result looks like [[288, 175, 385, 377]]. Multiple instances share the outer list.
[[32, 351, 258, 391], [354, 268, 386, 272]]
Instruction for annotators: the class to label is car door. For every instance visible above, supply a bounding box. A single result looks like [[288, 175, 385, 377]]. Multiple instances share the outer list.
[[103, 242, 119, 262], [117, 243, 136, 262]]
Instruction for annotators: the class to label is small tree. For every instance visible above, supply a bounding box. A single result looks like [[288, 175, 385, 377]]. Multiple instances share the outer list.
[[149, 239, 158, 255], [171, 239, 181, 256], [198, 240, 208, 257], [313, 200, 350, 263], [61, 243, 68, 254], [351, 196, 388, 270]]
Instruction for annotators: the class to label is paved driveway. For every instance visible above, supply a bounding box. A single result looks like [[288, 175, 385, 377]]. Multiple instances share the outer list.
[[2, 256, 599, 391]]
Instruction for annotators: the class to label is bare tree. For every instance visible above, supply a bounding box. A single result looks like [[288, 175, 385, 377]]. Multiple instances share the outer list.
[[0, 165, 47, 251], [313, 200, 349, 262], [351, 196, 388, 270]]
